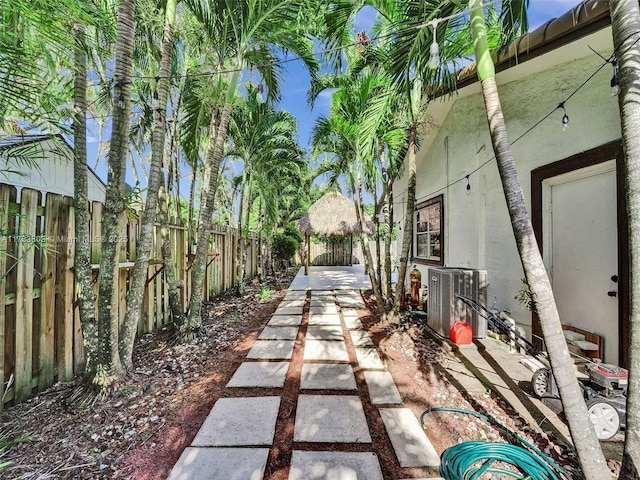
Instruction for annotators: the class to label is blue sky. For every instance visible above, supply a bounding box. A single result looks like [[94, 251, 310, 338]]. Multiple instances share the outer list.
[[275, 0, 586, 158]]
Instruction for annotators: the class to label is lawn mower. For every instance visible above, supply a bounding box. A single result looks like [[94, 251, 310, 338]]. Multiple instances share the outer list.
[[456, 295, 628, 441]]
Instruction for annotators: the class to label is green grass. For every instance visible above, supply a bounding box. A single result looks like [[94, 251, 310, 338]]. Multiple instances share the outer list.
[[0, 431, 33, 469]]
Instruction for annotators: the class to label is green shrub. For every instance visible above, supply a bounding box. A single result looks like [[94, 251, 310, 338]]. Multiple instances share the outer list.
[[272, 234, 298, 262], [282, 224, 303, 246]]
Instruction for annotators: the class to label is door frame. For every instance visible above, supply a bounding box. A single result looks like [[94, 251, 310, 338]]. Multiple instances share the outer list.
[[531, 140, 628, 367]]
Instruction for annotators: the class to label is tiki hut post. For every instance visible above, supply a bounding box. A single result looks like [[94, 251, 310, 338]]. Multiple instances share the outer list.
[[305, 233, 310, 275]]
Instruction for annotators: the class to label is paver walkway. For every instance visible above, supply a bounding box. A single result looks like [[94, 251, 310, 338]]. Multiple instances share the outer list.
[[167, 267, 441, 480]]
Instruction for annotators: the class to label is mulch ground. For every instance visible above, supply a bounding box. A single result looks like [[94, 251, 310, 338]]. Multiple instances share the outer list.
[[0, 269, 619, 479]]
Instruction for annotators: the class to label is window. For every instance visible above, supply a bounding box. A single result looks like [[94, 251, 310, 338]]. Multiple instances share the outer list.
[[414, 195, 443, 265]]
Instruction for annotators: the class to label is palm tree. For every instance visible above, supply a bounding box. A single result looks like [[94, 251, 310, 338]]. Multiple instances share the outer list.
[[94, 0, 137, 390], [460, 2, 609, 478], [227, 85, 303, 294], [610, 1, 640, 476], [120, 0, 179, 371], [309, 68, 389, 314], [182, 0, 318, 337], [72, 21, 99, 386], [320, 0, 468, 322]]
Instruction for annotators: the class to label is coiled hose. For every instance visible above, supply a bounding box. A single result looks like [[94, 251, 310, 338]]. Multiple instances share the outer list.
[[421, 407, 568, 480]]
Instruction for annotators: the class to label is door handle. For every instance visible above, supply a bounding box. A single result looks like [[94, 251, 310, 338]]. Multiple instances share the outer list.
[[608, 290, 617, 297]]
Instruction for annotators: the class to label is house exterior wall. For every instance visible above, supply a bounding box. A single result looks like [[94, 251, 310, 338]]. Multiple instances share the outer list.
[[1, 138, 106, 203], [397, 26, 621, 337]]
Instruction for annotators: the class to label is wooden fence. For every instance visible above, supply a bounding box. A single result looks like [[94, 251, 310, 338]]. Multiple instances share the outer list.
[[0, 185, 257, 408], [294, 238, 396, 268]]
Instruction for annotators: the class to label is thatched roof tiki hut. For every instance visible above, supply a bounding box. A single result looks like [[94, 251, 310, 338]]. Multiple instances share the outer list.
[[297, 191, 363, 275]]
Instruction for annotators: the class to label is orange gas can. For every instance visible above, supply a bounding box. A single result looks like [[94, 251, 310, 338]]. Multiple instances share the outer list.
[[450, 321, 473, 345]]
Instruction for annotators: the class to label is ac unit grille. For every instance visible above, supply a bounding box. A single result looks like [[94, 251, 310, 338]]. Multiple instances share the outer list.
[[427, 268, 488, 338]]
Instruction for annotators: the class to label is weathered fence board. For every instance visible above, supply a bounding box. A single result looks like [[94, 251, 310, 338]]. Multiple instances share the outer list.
[[14, 189, 38, 402], [57, 198, 74, 383], [0, 185, 10, 410], [39, 193, 60, 389], [1, 184, 259, 408]]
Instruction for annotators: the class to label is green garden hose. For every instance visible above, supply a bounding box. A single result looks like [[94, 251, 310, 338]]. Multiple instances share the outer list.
[[421, 407, 568, 480]]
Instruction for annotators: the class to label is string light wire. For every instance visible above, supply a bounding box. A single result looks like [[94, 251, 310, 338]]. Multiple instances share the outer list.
[[398, 29, 640, 206]]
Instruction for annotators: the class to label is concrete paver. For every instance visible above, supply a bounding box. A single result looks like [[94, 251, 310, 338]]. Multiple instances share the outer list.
[[258, 326, 299, 340], [363, 371, 402, 404], [350, 330, 375, 347], [343, 316, 364, 330], [289, 451, 384, 480], [268, 315, 302, 326], [246, 340, 295, 360], [279, 299, 306, 308], [294, 395, 372, 443], [337, 299, 365, 308], [274, 306, 304, 316], [340, 307, 359, 317], [306, 325, 344, 341], [284, 291, 308, 300], [303, 340, 350, 361], [309, 305, 339, 315], [300, 363, 357, 390], [311, 290, 335, 297], [167, 447, 269, 480], [354, 347, 385, 369], [191, 397, 280, 446], [308, 313, 341, 325], [379, 408, 440, 467], [310, 299, 336, 307], [226, 361, 289, 388]]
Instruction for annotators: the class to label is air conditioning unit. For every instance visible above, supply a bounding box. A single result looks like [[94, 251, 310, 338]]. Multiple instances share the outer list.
[[427, 268, 488, 338]]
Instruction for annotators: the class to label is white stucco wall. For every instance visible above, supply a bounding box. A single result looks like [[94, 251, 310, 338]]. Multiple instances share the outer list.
[[395, 26, 621, 335]]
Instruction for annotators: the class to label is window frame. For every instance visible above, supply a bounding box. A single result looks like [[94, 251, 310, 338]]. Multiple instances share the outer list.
[[412, 194, 444, 266]]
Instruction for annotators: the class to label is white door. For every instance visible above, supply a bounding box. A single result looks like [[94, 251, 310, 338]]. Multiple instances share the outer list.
[[544, 161, 618, 364]]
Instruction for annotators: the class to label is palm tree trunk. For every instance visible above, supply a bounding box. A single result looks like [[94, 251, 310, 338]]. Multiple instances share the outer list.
[[379, 148, 393, 314], [185, 73, 238, 337], [235, 173, 249, 296], [162, 78, 187, 328], [188, 166, 197, 253], [373, 181, 382, 287], [384, 180, 393, 313], [94, 0, 136, 390], [392, 124, 417, 318], [241, 181, 252, 287], [354, 180, 384, 316], [159, 185, 185, 327], [469, 2, 610, 477], [611, 0, 640, 477], [119, 0, 176, 370], [72, 23, 97, 376]]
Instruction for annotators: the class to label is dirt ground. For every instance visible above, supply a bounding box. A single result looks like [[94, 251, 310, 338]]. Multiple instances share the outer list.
[[0, 270, 621, 479]]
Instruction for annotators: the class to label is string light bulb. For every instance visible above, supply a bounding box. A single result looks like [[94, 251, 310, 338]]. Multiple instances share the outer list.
[[428, 20, 441, 70], [610, 58, 620, 96], [466, 175, 471, 195], [558, 102, 569, 131]]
